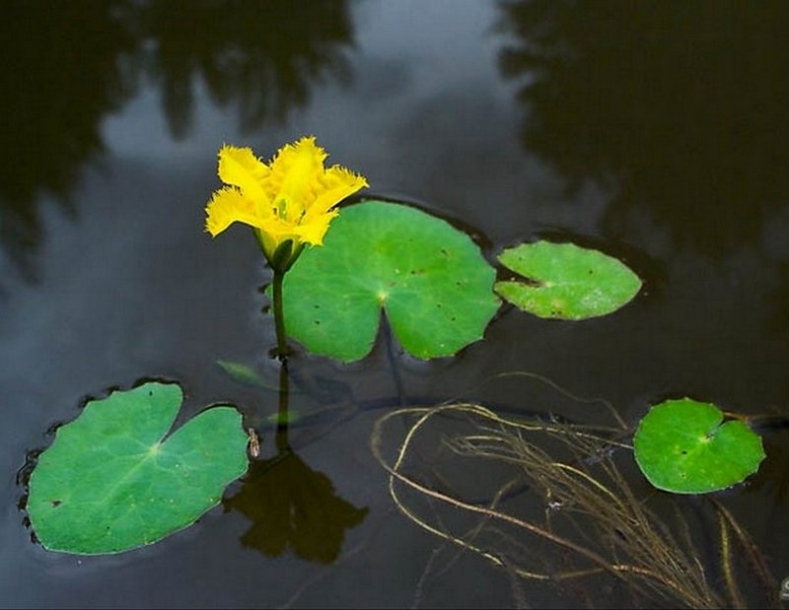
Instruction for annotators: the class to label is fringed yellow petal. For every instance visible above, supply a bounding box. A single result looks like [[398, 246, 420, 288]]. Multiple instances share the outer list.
[[269, 136, 327, 219], [217, 145, 270, 210], [294, 209, 339, 246], [308, 166, 369, 218], [205, 187, 262, 236], [206, 136, 368, 263]]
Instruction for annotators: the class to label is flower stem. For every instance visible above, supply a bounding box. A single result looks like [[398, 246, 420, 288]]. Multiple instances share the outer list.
[[272, 267, 290, 360]]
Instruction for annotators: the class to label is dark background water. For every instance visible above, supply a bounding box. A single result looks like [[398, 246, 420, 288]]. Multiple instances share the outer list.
[[1, 1, 788, 607]]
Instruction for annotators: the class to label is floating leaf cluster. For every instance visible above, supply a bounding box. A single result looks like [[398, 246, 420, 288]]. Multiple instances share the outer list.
[[22, 195, 771, 559]]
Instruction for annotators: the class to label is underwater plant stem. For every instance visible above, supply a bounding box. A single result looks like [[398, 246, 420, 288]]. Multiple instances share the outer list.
[[272, 267, 289, 360], [383, 319, 407, 407], [276, 359, 291, 454]]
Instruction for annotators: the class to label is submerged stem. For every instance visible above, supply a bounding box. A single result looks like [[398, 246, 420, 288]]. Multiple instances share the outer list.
[[276, 359, 290, 454]]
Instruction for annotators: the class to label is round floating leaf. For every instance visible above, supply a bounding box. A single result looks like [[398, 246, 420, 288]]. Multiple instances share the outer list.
[[634, 398, 765, 494], [27, 382, 249, 554], [494, 241, 641, 319], [283, 200, 500, 362]]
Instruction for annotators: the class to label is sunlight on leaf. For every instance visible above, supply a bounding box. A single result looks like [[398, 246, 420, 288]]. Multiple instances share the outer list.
[[495, 241, 641, 319]]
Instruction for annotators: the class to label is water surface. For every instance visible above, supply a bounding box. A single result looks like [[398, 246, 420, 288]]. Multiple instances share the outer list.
[[1, 1, 788, 607]]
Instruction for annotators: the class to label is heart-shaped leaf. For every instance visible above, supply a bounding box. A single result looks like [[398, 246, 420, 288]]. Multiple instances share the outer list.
[[26, 381, 249, 554], [633, 398, 765, 494], [494, 241, 641, 319], [282, 200, 500, 362]]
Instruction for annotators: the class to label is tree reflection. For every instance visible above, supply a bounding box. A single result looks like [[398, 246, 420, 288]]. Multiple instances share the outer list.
[[497, 0, 789, 257], [0, 0, 138, 280], [143, 0, 353, 138], [0, 0, 354, 281]]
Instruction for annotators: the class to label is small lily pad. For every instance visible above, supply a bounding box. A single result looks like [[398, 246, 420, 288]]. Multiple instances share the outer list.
[[217, 359, 266, 387], [26, 382, 249, 554], [494, 241, 641, 319], [283, 200, 500, 362], [633, 398, 765, 494]]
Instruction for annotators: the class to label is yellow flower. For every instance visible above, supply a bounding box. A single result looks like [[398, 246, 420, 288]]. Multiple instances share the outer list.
[[205, 136, 368, 265]]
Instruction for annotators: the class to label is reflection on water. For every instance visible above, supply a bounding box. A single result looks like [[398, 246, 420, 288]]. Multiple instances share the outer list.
[[2, 1, 788, 606], [0, 0, 137, 280], [498, 0, 789, 257], [0, 0, 353, 280], [223, 363, 368, 564], [224, 453, 368, 563], [145, 0, 353, 138]]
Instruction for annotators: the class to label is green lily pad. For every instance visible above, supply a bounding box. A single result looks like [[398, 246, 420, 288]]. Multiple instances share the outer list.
[[283, 200, 500, 362], [494, 241, 641, 319], [633, 398, 765, 494], [27, 382, 249, 554]]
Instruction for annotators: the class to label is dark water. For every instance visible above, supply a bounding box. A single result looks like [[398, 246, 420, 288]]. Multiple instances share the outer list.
[[2, 1, 788, 607]]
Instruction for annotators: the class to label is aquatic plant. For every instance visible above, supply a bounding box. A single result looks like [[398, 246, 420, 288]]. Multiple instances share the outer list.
[[282, 200, 500, 361], [634, 398, 765, 494], [26, 382, 248, 554], [20, 136, 775, 571], [371, 395, 779, 608], [494, 240, 641, 319], [205, 136, 368, 356]]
